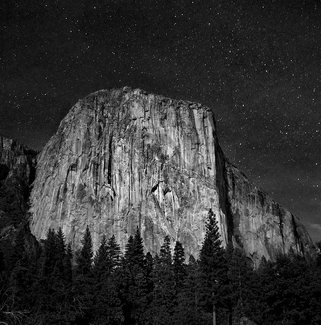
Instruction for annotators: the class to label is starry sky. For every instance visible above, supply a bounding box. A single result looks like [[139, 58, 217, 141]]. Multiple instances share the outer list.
[[1, 0, 321, 241]]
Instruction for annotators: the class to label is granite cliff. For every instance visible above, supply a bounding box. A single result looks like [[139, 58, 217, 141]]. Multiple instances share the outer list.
[[0, 135, 36, 242], [0, 135, 35, 186], [29, 87, 313, 263]]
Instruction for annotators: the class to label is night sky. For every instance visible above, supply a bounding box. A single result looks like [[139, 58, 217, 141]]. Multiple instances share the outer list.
[[1, 0, 321, 241]]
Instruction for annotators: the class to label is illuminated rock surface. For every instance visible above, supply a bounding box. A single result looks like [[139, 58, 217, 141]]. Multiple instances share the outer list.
[[29, 87, 313, 263]]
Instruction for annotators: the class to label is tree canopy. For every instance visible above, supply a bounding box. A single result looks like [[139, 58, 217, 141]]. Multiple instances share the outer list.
[[2, 220, 321, 325]]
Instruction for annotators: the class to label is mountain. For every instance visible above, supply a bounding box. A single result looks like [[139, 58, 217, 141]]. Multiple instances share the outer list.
[[0, 135, 37, 264], [29, 87, 314, 264], [0, 135, 36, 230]]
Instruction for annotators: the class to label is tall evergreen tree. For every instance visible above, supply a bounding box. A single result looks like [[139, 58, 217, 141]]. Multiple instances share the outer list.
[[199, 209, 226, 323], [63, 243, 73, 284], [224, 245, 257, 324], [53, 227, 66, 278], [40, 228, 57, 277], [173, 240, 186, 295], [30, 228, 77, 324], [159, 235, 172, 264], [152, 235, 176, 325], [92, 234, 123, 325], [74, 225, 94, 324], [144, 251, 154, 323], [107, 234, 121, 271], [93, 234, 108, 284], [121, 228, 149, 325], [132, 227, 145, 268], [173, 255, 203, 325], [76, 225, 94, 276]]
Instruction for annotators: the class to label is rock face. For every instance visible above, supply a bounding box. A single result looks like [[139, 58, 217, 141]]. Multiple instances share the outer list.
[[0, 135, 35, 184], [29, 88, 314, 263], [225, 163, 312, 262], [0, 135, 36, 235]]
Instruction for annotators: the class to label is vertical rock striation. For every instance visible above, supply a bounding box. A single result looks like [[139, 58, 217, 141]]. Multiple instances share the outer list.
[[29, 88, 314, 262]]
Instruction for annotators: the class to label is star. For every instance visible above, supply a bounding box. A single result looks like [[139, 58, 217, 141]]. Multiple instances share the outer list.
[[1, 0, 321, 241]]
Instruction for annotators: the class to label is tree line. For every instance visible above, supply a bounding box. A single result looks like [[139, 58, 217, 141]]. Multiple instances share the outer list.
[[1, 209, 321, 325]]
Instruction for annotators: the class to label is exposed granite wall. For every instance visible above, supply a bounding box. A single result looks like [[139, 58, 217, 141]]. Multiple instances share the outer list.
[[0, 135, 36, 238], [225, 162, 313, 265], [29, 88, 314, 261], [0, 135, 35, 184]]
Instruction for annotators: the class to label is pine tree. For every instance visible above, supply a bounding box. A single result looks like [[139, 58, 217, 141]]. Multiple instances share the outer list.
[[76, 225, 94, 276], [173, 255, 203, 325], [74, 225, 94, 324], [224, 245, 256, 324], [132, 227, 145, 269], [152, 235, 175, 324], [30, 228, 77, 324], [93, 234, 108, 285], [92, 234, 123, 325], [198, 209, 226, 323], [144, 251, 154, 323], [121, 228, 149, 325], [262, 253, 321, 325], [63, 243, 73, 284], [54, 227, 66, 277], [2, 228, 41, 325], [107, 234, 121, 271], [173, 240, 186, 295], [160, 235, 172, 264], [124, 235, 135, 264]]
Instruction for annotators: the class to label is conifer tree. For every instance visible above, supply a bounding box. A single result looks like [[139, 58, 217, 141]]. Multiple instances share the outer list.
[[3, 227, 42, 324], [152, 235, 175, 324], [41, 228, 57, 277], [54, 227, 66, 278], [92, 234, 123, 325], [76, 225, 94, 276], [121, 227, 149, 325], [145, 252, 154, 284], [144, 251, 154, 323], [224, 245, 256, 324], [256, 252, 321, 325], [133, 227, 145, 268], [93, 234, 108, 284], [107, 234, 121, 271], [124, 235, 135, 264], [199, 209, 226, 323], [63, 243, 73, 284], [160, 235, 172, 264], [31, 228, 77, 324], [173, 255, 202, 325], [173, 240, 186, 294], [35, 227, 56, 317], [74, 225, 94, 324]]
